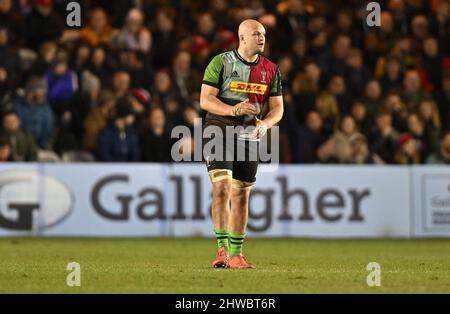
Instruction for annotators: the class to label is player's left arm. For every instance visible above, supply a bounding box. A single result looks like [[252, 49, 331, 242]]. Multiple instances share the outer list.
[[256, 68, 284, 138]]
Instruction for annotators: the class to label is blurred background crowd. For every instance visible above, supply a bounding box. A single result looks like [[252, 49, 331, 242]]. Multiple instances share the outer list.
[[0, 0, 449, 164]]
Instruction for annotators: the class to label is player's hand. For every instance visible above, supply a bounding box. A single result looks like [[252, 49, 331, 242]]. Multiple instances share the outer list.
[[253, 117, 268, 139], [232, 99, 258, 116]]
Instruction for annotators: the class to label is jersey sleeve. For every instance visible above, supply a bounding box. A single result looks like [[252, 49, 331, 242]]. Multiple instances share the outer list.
[[269, 67, 282, 97], [202, 55, 224, 89]]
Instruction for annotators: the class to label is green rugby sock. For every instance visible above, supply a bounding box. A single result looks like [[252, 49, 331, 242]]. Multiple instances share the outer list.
[[229, 232, 245, 257], [214, 229, 229, 250]]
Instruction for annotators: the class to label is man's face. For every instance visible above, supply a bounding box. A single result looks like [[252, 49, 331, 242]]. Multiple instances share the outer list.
[[242, 24, 266, 54], [3, 114, 20, 133]]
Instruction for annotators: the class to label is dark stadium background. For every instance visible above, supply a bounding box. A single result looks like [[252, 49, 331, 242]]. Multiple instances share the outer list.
[[0, 0, 449, 164]]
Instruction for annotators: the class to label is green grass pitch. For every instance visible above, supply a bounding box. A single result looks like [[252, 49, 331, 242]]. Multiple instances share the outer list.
[[1, 238, 450, 293]]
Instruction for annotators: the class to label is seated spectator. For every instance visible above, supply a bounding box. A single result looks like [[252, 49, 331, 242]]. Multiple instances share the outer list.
[[0, 26, 21, 90], [402, 69, 429, 110], [379, 56, 403, 94], [318, 115, 359, 163], [434, 73, 450, 130], [112, 70, 131, 99], [407, 112, 438, 161], [83, 89, 116, 152], [315, 91, 339, 136], [79, 7, 114, 47], [26, 40, 58, 77], [384, 92, 409, 132], [363, 79, 383, 116], [128, 88, 151, 132], [140, 107, 172, 162], [327, 75, 351, 114], [394, 133, 421, 164], [426, 131, 450, 164], [1, 110, 37, 161], [172, 50, 201, 103], [348, 133, 384, 164], [15, 76, 54, 148], [96, 99, 140, 162], [112, 8, 152, 54], [350, 100, 372, 137], [345, 48, 371, 99], [294, 111, 327, 163], [0, 132, 13, 162], [44, 55, 78, 116], [153, 8, 178, 68], [418, 98, 441, 141], [88, 45, 115, 87], [370, 109, 400, 164], [25, 0, 64, 50]]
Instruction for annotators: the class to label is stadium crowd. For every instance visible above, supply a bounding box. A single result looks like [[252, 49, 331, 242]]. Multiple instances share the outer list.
[[0, 0, 449, 164]]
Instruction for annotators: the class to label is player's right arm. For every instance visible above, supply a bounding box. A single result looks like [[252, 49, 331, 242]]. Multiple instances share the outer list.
[[200, 55, 256, 117]]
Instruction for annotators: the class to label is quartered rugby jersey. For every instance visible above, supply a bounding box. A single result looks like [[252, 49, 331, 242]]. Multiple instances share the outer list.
[[202, 50, 282, 127]]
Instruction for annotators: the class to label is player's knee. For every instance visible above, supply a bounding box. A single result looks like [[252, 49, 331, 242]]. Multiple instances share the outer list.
[[213, 180, 232, 201]]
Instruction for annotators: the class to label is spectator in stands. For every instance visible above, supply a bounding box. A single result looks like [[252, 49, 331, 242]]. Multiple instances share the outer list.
[[112, 70, 131, 99], [112, 8, 152, 54], [327, 75, 351, 115], [96, 99, 140, 162], [83, 89, 115, 152], [315, 91, 339, 137], [0, 0, 26, 47], [348, 133, 384, 164], [410, 15, 430, 52], [435, 72, 450, 130], [394, 133, 421, 164], [384, 91, 409, 133], [403, 69, 428, 110], [363, 79, 383, 116], [79, 7, 114, 47], [172, 50, 201, 103], [290, 62, 321, 123], [426, 131, 450, 164], [345, 48, 371, 99], [151, 69, 179, 108], [15, 76, 54, 148], [293, 111, 326, 163], [0, 132, 13, 161], [365, 11, 398, 65], [152, 8, 178, 68], [421, 37, 443, 90], [129, 88, 151, 131], [320, 35, 351, 82], [118, 49, 151, 89], [407, 112, 438, 161], [88, 45, 114, 87], [25, 0, 64, 50], [44, 55, 78, 116], [140, 107, 172, 162], [27, 40, 58, 77], [318, 115, 359, 163], [0, 26, 21, 90], [350, 100, 371, 137], [370, 109, 400, 164], [418, 99, 441, 137], [1, 110, 37, 161], [379, 56, 403, 93]]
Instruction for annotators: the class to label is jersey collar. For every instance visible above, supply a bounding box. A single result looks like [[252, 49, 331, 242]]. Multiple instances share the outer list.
[[234, 50, 260, 66]]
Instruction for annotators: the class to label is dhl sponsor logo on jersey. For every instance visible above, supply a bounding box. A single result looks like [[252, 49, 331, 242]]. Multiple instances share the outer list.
[[230, 81, 267, 95]]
